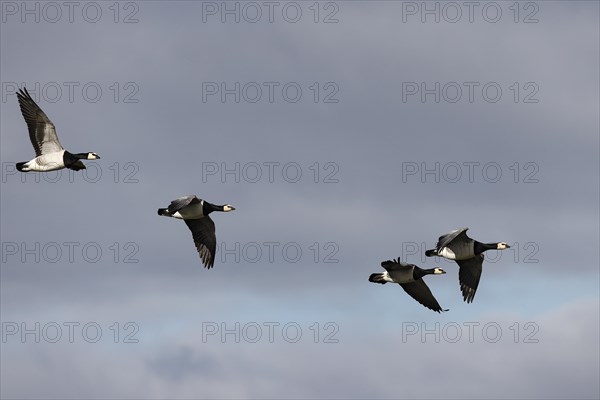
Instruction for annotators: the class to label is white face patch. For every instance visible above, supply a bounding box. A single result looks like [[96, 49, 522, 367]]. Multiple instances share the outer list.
[[223, 205, 235, 212], [497, 242, 509, 250], [87, 153, 100, 160], [434, 268, 445, 274]]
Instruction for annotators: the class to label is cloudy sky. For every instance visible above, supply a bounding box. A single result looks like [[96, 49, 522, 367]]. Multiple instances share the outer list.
[[1, 1, 599, 398]]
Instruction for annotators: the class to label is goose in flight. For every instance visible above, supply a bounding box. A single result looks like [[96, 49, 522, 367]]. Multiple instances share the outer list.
[[425, 227, 510, 303], [15, 88, 100, 172], [369, 258, 448, 313], [158, 195, 235, 268]]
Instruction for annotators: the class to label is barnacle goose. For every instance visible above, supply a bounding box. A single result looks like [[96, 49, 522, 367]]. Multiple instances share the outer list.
[[425, 227, 510, 303], [369, 258, 448, 313], [158, 195, 235, 268], [15, 88, 100, 172]]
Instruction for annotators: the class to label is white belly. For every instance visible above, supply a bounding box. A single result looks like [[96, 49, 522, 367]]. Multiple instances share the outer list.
[[26, 151, 66, 172], [438, 247, 457, 259], [440, 241, 474, 260]]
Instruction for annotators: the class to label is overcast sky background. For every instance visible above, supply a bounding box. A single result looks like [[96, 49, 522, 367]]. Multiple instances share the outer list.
[[1, 1, 599, 399]]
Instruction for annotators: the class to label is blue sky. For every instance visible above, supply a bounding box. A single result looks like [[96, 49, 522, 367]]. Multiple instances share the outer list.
[[1, 1, 599, 398]]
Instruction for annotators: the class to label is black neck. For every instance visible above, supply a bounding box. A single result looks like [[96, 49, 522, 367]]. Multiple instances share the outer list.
[[413, 267, 437, 280], [71, 152, 89, 159], [63, 152, 86, 165], [474, 241, 498, 255], [202, 202, 223, 215]]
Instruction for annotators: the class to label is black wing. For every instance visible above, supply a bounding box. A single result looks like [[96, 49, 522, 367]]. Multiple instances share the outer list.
[[168, 195, 200, 213], [437, 227, 470, 251], [381, 257, 413, 272], [184, 216, 216, 269], [399, 280, 447, 313], [17, 87, 63, 156], [456, 254, 484, 303]]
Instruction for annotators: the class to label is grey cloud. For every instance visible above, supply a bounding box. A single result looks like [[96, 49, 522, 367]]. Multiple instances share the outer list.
[[146, 346, 220, 381]]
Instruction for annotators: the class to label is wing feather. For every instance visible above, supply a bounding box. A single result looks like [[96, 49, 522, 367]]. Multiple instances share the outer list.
[[184, 217, 216, 269], [456, 254, 484, 303], [168, 196, 200, 213], [17, 88, 63, 156], [399, 280, 447, 313], [436, 227, 470, 251], [380, 258, 412, 272]]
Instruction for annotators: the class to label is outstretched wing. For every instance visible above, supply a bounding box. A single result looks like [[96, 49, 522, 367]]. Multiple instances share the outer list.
[[456, 254, 484, 303], [184, 216, 216, 269], [381, 257, 412, 272], [168, 195, 200, 213], [437, 227, 470, 251], [399, 280, 447, 313], [17, 88, 63, 156]]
